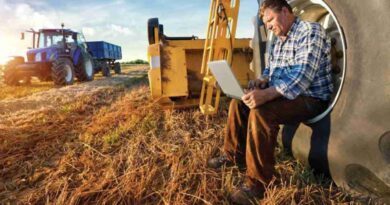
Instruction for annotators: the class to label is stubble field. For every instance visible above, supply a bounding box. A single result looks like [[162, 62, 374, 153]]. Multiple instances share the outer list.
[[0, 65, 384, 204]]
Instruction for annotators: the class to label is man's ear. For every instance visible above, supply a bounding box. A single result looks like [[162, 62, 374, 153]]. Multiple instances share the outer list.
[[281, 7, 288, 16]]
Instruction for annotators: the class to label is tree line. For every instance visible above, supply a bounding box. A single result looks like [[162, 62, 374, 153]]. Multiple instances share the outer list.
[[121, 59, 148, 65]]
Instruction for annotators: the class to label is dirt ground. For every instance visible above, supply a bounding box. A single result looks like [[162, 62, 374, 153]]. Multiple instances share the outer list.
[[0, 65, 147, 117], [0, 65, 385, 204], [0, 65, 150, 203]]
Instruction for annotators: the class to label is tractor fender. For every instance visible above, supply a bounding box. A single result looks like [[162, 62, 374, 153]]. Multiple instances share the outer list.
[[72, 47, 82, 66]]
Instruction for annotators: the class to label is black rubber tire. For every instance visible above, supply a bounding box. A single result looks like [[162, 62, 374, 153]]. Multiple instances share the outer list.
[[12, 56, 25, 64], [38, 75, 52, 82], [101, 62, 111, 77], [4, 67, 20, 86], [3, 57, 24, 86], [114, 62, 121, 74], [286, 0, 390, 197], [21, 76, 31, 85], [75, 53, 94, 82], [147, 18, 159, 45], [159, 24, 164, 37], [51, 58, 75, 86]]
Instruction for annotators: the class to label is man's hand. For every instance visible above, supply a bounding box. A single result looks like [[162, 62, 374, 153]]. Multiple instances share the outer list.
[[247, 77, 269, 90], [242, 87, 282, 109]]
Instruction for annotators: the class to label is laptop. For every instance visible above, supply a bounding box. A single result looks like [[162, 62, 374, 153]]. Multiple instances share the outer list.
[[208, 60, 244, 99]]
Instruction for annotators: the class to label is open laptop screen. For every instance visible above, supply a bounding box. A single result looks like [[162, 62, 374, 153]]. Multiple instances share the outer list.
[[208, 60, 244, 99]]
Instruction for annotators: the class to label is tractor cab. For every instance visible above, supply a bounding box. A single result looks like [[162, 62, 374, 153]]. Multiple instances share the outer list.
[[38, 29, 75, 48], [25, 29, 87, 64]]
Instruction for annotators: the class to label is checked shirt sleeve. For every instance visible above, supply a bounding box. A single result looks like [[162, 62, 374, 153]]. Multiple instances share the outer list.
[[261, 67, 270, 79], [274, 26, 325, 100]]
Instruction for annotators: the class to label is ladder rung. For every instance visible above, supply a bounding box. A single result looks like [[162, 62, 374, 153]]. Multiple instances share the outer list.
[[203, 76, 215, 83], [200, 104, 216, 114]]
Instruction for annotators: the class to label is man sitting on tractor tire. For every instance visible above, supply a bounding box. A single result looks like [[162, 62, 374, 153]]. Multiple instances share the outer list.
[[207, 0, 333, 204]]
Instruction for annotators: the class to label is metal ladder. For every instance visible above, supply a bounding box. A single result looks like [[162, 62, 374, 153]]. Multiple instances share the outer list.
[[199, 0, 240, 115]]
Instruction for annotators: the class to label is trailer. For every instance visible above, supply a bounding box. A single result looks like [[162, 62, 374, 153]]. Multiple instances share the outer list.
[[86, 41, 122, 77]]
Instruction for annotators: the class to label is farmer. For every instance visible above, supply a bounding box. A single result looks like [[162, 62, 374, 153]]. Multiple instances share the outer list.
[[207, 0, 333, 204]]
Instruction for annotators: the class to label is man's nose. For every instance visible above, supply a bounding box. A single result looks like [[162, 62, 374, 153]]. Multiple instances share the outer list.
[[267, 24, 273, 31]]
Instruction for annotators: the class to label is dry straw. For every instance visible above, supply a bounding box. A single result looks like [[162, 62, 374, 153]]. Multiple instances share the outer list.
[[0, 78, 385, 204]]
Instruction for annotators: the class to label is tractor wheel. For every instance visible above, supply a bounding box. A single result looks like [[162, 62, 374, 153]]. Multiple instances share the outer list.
[[114, 62, 121, 74], [3, 66, 20, 86], [102, 62, 111, 77], [3, 57, 25, 86], [22, 76, 31, 85], [51, 58, 75, 86], [147, 18, 160, 45], [279, 0, 390, 198], [75, 55, 94, 82], [12, 57, 25, 65], [38, 75, 52, 82]]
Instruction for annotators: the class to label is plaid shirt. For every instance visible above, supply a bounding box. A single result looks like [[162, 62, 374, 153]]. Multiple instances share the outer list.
[[262, 18, 333, 100]]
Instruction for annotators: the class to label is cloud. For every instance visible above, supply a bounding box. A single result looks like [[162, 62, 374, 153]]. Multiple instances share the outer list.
[[82, 27, 96, 37], [109, 24, 133, 36], [13, 3, 55, 30]]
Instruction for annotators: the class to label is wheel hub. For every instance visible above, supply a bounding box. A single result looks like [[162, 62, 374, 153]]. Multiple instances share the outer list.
[[284, 0, 347, 123], [65, 65, 72, 82], [85, 59, 93, 77]]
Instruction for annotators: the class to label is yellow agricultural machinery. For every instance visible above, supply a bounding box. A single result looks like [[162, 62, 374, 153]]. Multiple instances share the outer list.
[[146, 17, 255, 113]]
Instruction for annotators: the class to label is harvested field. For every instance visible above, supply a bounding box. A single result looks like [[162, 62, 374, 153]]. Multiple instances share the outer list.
[[0, 65, 384, 204], [0, 65, 141, 101]]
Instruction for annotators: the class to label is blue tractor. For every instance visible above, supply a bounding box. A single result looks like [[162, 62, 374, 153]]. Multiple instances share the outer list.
[[3, 24, 94, 86]]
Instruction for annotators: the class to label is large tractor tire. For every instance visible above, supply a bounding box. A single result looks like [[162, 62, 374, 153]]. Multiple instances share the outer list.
[[38, 75, 52, 82], [75, 54, 94, 82], [114, 62, 121, 74], [3, 57, 25, 86], [51, 58, 75, 86], [4, 67, 20, 86], [101, 62, 111, 77], [276, 0, 390, 199], [147, 18, 160, 45]]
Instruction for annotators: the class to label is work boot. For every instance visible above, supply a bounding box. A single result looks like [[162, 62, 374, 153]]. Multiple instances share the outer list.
[[230, 183, 265, 205], [207, 155, 235, 169], [207, 155, 234, 169], [207, 155, 246, 170]]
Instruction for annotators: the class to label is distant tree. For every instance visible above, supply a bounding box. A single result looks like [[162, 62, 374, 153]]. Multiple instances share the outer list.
[[121, 59, 148, 65], [134, 59, 148, 64]]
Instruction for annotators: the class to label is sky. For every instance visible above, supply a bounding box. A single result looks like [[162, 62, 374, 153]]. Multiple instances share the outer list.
[[0, 0, 259, 64]]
